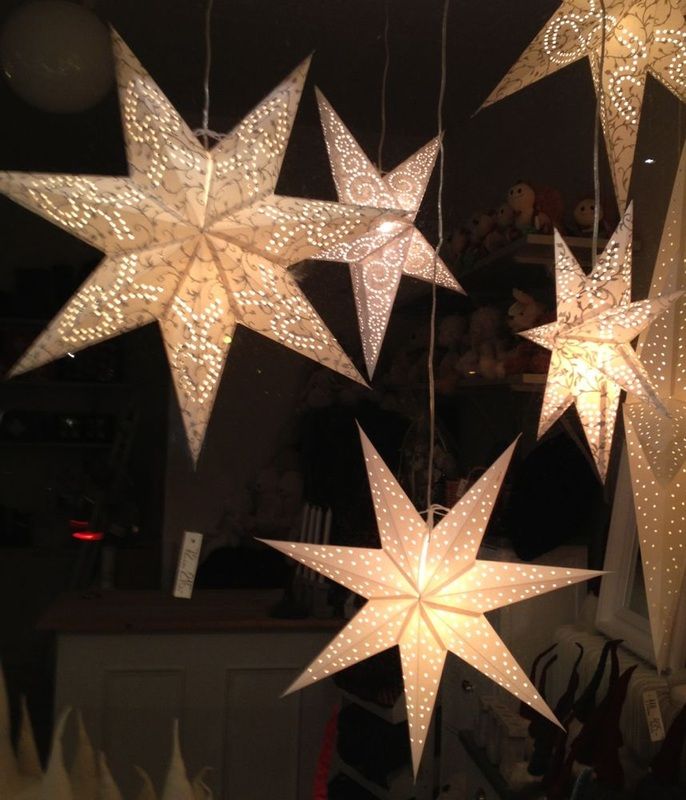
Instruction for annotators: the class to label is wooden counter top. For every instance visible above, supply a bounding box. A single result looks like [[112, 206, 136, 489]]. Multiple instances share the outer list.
[[39, 589, 344, 634]]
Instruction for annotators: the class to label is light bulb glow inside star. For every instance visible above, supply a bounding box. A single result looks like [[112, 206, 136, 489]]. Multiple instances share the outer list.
[[260, 426, 601, 775], [521, 203, 682, 481], [0, 32, 390, 464], [313, 91, 463, 379]]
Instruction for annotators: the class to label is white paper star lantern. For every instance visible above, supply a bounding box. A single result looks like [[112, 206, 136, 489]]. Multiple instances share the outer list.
[[624, 142, 686, 670], [520, 204, 681, 481], [313, 91, 463, 378], [0, 32, 388, 462], [482, 0, 686, 212], [260, 427, 600, 774]]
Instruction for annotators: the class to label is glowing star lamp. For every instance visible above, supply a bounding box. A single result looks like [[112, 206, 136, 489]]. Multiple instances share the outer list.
[[0, 32, 389, 463], [481, 0, 686, 212], [260, 427, 601, 775], [624, 142, 686, 670], [520, 203, 681, 481], [313, 91, 463, 379]]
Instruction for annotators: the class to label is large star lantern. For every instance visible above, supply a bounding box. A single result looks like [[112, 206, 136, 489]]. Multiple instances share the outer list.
[[313, 91, 463, 379], [260, 428, 600, 775], [481, 0, 686, 212], [624, 142, 686, 670], [0, 33, 388, 462], [520, 204, 681, 481]]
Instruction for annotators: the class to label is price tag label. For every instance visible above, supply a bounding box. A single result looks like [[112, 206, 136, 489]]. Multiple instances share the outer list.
[[642, 689, 666, 743], [173, 531, 203, 599]]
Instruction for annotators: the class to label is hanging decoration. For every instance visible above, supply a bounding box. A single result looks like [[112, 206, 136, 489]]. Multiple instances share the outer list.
[[481, 0, 686, 212], [624, 142, 686, 670], [260, 426, 600, 775], [520, 204, 681, 481], [314, 91, 463, 379], [0, 32, 389, 462]]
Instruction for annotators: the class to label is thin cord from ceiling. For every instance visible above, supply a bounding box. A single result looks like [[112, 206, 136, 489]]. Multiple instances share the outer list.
[[425, 0, 451, 529], [377, 0, 390, 173], [195, 0, 223, 146], [591, 0, 607, 268]]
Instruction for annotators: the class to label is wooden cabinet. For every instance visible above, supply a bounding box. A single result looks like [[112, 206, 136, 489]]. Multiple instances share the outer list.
[[41, 590, 340, 800]]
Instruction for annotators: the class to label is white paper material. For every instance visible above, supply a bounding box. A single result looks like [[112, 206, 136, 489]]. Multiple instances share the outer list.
[[314, 91, 463, 378], [625, 142, 686, 670], [482, 0, 686, 212], [173, 531, 203, 599], [0, 33, 387, 463], [521, 204, 680, 480], [260, 426, 600, 775]]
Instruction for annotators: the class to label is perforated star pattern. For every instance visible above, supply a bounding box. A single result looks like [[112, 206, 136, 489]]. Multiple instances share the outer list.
[[482, 0, 686, 212], [260, 428, 600, 775], [0, 33, 385, 462], [624, 143, 686, 670], [314, 91, 463, 378], [520, 204, 681, 481]]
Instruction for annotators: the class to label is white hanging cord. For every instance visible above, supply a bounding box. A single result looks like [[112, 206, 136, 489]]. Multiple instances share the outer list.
[[194, 0, 223, 146], [377, 0, 391, 173], [591, 0, 607, 267], [425, 0, 451, 530]]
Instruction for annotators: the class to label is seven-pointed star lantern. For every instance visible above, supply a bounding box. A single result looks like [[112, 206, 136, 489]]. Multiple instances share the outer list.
[[520, 204, 681, 481], [481, 0, 686, 212], [0, 33, 389, 463], [313, 90, 463, 379], [624, 142, 686, 670], [260, 427, 601, 775]]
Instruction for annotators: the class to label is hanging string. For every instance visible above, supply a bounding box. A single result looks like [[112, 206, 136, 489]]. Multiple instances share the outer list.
[[425, 0, 451, 530], [591, 0, 607, 267], [377, 0, 391, 173], [194, 0, 223, 146]]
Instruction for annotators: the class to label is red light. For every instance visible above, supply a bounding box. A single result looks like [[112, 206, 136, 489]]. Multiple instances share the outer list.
[[72, 531, 104, 542], [69, 519, 89, 530]]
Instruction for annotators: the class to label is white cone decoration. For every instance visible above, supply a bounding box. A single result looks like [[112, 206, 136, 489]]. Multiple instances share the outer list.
[[133, 767, 157, 800], [42, 709, 73, 800], [161, 720, 194, 800], [16, 698, 41, 781], [624, 142, 686, 670], [0, 31, 387, 463], [261, 426, 602, 775], [191, 768, 213, 800], [69, 712, 97, 800], [482, 0, 686, 212], [97, 753, 123, 800]]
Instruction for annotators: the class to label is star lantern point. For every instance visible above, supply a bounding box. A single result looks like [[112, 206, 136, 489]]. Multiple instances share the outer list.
[[260, 427, 601, 775], [0, 32, 389, 463]]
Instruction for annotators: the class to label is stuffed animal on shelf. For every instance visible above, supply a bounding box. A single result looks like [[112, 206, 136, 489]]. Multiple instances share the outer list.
[[496, 201, 518, 242], [467, 209, 501, 258], [447, 226, 470, 267], [570, 197, 612, 237], [507, 180, 563, 235], [503, 288, 553, 375], [457, 305, 508, 380]]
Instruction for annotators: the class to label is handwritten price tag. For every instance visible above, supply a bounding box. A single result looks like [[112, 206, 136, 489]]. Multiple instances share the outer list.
[[173, 531, 203, 599], [642, 689, 666, 743]]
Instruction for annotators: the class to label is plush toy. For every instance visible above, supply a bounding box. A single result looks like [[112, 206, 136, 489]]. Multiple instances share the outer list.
[[458, 306, 508, 380], [570, 197, 611, 237], [507, 288, 547, 332], [504, 289, 553, 375], [467, 210, 501, 257], [507, 181, 563, 235], [496, 201, 517, 241]]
